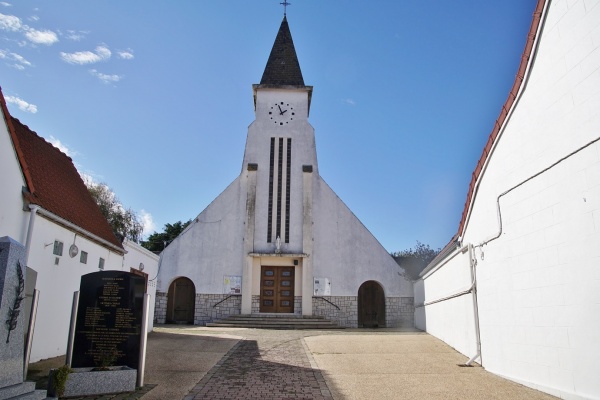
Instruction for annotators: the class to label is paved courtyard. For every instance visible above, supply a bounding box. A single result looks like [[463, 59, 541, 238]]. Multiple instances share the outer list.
[[28, 326, 557, 399]]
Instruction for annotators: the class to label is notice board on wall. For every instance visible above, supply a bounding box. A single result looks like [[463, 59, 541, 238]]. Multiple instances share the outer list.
[[313, 277, 331, 295], [224, 275, 242, 294]]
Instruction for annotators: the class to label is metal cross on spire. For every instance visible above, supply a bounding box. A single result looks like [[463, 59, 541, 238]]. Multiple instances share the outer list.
[[280, 0, 291, 15]]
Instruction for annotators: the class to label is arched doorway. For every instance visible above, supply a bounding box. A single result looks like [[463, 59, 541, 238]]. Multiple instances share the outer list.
[[166, 277, 195, 324], [358, 281, 385, 328]]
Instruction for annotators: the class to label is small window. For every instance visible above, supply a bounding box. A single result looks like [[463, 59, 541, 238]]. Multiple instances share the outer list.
[[80, 251, 88, 264], [98, 257, 105, 270], [53, 241, 63, 256]]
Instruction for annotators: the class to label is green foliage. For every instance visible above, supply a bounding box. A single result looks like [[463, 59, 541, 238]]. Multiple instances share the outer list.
[[86, 181, 144, 242], [141, 220, 192, 252], [94, 347, 120, 371], [52, 364, 73, 398], [391, 241, 440, 281]]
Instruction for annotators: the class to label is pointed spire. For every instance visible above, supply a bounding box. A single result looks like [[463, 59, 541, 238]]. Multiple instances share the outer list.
[[260, 16, 305, 86]]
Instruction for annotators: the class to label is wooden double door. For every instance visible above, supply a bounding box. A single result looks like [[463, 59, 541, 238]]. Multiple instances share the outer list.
[[260, 266, 295, 313]]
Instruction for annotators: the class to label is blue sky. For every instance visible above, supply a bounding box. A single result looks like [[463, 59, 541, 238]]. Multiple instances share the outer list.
[[1, 1, 538, 252]]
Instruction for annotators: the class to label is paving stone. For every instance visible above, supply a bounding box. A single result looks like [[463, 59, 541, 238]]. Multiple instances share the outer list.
[[185, 334, 332, 399]]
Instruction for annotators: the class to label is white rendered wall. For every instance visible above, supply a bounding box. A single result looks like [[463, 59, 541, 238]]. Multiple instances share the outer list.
[[27, 214, 123, 362], [418, 2, 600, 398], [157, 177, 246, 294], [123, 239, 159, 332], [312, 178, 413, 297], [415, 248, 476, 358], [0, 117, 27, 243]]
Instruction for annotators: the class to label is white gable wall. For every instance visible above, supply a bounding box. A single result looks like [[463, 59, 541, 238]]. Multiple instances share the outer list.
[[312, 178, 413, 297], [0, 116, 27, 243], [415, 1, 600, 398], [157, 176, 246, 294]]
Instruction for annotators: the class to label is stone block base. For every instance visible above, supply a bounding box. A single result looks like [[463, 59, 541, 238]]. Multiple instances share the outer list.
[[0, 382, 46, 399], [313, 296, 415, 328], [154, 292, 414, 328], [48, 367, 136, 398]]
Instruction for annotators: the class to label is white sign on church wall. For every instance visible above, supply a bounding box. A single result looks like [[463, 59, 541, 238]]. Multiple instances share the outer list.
[[313, 277, 331, 295], [223, 275, 242, 294]]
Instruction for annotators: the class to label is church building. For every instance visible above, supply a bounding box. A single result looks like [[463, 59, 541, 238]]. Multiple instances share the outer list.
[[154, 16, 413, 328]]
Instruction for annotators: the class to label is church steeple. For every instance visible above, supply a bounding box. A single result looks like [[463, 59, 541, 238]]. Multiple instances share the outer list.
[[260, 16, 305, 86]]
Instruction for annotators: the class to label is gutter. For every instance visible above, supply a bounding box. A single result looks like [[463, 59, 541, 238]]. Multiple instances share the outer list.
[[29, 204, 126, 255], [24, 205, 40, 266]]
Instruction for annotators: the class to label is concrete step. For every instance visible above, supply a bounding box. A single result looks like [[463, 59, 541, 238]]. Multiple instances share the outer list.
[[206, 322, 345, 330], [206, 314, 345, 330]]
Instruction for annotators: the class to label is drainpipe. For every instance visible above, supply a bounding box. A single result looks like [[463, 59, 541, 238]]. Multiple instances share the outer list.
[[24, 205, 40, 266], [465, 243, 482, 366]]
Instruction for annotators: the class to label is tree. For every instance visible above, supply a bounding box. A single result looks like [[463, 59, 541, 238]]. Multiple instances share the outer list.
[[86, 181, 144, 242], [141, 220, 192, 252], [391, 241, 440, 281]]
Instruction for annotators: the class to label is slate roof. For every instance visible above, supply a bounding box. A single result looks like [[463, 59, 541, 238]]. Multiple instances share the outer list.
[[260, 16, 305, 86], [0, 90, 124, 251]]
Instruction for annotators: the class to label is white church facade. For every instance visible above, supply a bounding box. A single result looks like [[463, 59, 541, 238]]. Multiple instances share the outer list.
[[414, 1, 600, 399], [155, 16, 414, 328]]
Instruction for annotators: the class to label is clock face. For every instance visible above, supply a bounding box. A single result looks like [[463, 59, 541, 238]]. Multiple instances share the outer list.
[[268, 102, 295, 125]]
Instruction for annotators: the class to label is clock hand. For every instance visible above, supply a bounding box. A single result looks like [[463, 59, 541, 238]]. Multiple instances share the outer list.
[[278, 105, 283, 114], [280, 109, 287, 115]]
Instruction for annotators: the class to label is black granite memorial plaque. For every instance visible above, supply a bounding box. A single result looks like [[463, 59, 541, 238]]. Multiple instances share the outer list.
[[71, 271, 145, 369]]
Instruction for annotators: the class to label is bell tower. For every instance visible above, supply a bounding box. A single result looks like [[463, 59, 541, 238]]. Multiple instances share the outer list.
[[243, 15, 315, 253]]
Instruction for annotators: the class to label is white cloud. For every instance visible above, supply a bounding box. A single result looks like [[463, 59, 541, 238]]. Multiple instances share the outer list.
[[64, 29, 88, 41], [342, 98, 356, 106], [5, 95, 37, 113], [0, 12, 58, 46], [48, 135, 78, 157], [89, 69, 122, 83], [11, 51, 31, 66], [140, 210, 156, 237], [117, 49, 134, 60], [89, 69, 122, 84], [0, 12, 22, 31], [60, 45, 111, 64], [0, 2, 12, 7], [28, 15, 39, 22], [25, 28, 58, 45], [0, 49, 31, 68]]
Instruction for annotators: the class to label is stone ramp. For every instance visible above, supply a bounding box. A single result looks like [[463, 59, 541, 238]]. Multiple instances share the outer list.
[[206, 314, 345, 330]]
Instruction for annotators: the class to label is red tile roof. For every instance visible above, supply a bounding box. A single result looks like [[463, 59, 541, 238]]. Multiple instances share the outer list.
[[456, 0, 547, 239], [1, 89, 124, 251]]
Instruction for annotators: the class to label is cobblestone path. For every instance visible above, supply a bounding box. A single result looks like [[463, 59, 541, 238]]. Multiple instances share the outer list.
[[183, 335, 332, 400]]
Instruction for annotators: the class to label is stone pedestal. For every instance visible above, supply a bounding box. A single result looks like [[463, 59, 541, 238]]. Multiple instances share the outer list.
[[48, 367, 136, 398], [0, 237, 46, 400]]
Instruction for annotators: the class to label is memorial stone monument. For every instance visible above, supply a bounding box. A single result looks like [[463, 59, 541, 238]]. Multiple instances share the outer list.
[[0, 236, 46, 400], [71, 271, 145, 370], [51, 271, 146, 397]]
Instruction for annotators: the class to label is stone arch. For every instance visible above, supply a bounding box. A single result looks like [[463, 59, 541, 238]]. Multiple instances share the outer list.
[[166, 277, 195, 324], [358, 280, 386, 328]]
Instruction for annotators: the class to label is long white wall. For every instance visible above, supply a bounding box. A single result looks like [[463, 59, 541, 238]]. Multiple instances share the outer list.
[[27, 214, 123, 362], [415, 247, 476, 358], [24, 217, 160, 362], [416, 1, 600, 399]]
